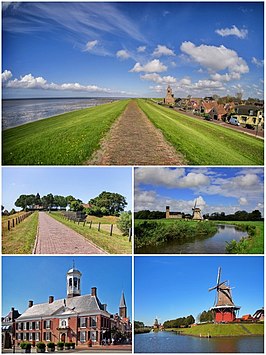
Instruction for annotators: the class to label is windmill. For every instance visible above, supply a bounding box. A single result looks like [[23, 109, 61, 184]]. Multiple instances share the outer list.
[[209, 267, 240, 323], [192, 199, 202, 221]]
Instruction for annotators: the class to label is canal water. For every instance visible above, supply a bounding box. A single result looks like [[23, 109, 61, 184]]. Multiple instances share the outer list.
[[136, 224, 247, 254], [135, 331, 264, 353]]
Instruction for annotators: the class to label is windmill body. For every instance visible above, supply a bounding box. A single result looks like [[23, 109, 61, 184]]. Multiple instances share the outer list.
[[192, 199, 202, 221], [209, 267, 240, 323]]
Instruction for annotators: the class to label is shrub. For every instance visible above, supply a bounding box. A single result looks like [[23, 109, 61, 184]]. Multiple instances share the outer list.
[[36, 342, 45, 349], [47, 342, 55, 349], [117, 211, 132, 235]]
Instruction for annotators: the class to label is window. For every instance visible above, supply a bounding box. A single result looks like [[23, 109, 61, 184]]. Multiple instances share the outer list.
[[60, 319, 68, 328], [90, 316, 97, 327], [74, 277, 78, 287], [29, 322, 33, 330], [18, 333, 22, 341], [23, 322, 27, 330], [249, 110, 254, 116], [69, 278, 72, 287], [23, 333, 27, 341], [90, 331, 97, 343], [36, 321, 40, 330], [46, 320, 51, 329], [46, 332, 51, 341], [35, 333, 40, 342], [80, 331, 86, 343], [29, 333, 33, 341], [80, 317, 87, 328]]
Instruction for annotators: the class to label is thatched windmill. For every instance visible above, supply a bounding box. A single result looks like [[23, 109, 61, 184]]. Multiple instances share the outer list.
[[192, 199, 202, 220], [209, 267, 240, 322]]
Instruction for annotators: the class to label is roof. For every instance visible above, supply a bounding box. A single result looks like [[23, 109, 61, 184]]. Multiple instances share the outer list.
[[17, 294, 109, 321], [119, 292, 126, 308]]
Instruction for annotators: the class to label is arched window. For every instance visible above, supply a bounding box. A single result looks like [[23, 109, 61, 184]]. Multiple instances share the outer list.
[[74, 277, 78, 287], [69, 278, 72, 287]]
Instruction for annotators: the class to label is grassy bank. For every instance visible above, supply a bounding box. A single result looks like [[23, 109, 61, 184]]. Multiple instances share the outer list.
[[85, 215, 119, 224], [50, 212, 131, 254], [134, 219, 217, 251], [167, 323, 264, 337], [135, 328, 152, 334], [3, 100, 129, 165], [137, 100, 263, 165], [2, 212, 39, 254], [220, 221, 264, 254]]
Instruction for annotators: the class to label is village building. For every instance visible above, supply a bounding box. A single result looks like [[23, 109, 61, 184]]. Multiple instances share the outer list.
[[232, 105, 264, 127], [14, 266, 131, 346], [164, 85, 175, 106], [165, 206, 182, 219], [2, 308, 21, 349]]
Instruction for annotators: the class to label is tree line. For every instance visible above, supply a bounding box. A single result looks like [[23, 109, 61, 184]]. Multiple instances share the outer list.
[[163, 315, 195, 329], [13, 191, 127, 216], [204, 210, 262, 221]]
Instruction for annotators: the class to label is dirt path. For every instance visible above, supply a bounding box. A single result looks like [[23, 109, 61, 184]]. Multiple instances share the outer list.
[[88, 100, 185, 165], [34, 212, 107, 254]]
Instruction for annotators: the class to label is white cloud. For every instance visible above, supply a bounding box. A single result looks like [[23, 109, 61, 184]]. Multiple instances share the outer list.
[[239, 197, 248, 205], [141, 73, 176, 84], [116, 49, 130, 59], [2, 70, 132, 95], [153, 45, 175, 57], [84, 40, 98, 51], [149, 85, 163, 93], [129, 59, 167, 73], [2, 69, 12, 82], [137, 46, 146, 53], [252, 57, 264, 67], [180, 41, 249, 81], [215, 25, 248, 39]]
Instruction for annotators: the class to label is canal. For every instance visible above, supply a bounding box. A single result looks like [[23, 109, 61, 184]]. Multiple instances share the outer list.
[[136, 224, 247, 254], [135, 330, 264, 353]]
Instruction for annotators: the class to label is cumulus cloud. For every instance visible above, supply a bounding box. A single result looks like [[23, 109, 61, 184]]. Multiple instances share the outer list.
[[141, 73, 176, 84], [215, 25, 248, 39], [116, 49, 130, 59], [153, 44, 175, 57], [252, 57, 264, 67], [2, 70, 132, 95], [239, 197, 248, 205], [180, 41, 249, 80], [135, 167, 210, 188], [2, 69, 12, 82], [129, 59, 167, 73], [137, 46, 146, 53], [84, 40, 98, 51]]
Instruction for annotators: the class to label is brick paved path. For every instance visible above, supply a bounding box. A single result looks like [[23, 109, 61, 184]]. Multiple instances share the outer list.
[[34, 212, 107, 254], [88, 100, 184, 165]]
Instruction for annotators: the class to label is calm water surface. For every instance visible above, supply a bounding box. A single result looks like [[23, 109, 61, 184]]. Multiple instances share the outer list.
[[2, 97, 118, 129], [136, 224, 247, 254], [135, 331, 264, 353]]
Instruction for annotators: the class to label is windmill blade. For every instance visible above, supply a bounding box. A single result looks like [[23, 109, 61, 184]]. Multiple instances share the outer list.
[[209, 285, 218, 292], [216, 267, 221, 285], [217, 280, 227, 288]]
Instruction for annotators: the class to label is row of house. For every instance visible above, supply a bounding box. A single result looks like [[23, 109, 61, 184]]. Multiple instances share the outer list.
[[163, 86, 264, 128], [2, 266, 131, 349]]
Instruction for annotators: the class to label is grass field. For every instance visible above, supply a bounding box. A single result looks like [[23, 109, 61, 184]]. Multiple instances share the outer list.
[[220, 221, 264, 254], [168, 323, 264, 337], [50, 212, 131, 254], [85, 215, 119, 224], [3, 100, 129, 165], [137, 100, 264, 165], [2, 212, 39, 254]]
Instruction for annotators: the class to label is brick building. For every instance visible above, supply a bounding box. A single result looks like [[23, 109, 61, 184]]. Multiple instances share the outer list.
[[14, 266, 130, 346]]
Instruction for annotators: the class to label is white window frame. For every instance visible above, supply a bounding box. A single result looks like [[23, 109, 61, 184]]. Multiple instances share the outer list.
[[23, 322, 27, 330], [60, 319, 68, 328], [46, 332, 51, 341], [23, 333, 27, 341], [80, 317, 87, 328], [35, 332, 40, 342], [46, 320, 51, 329], [36, 321, 40, 330], [80, 331, 86, 343], [90, 316, 97, 327]]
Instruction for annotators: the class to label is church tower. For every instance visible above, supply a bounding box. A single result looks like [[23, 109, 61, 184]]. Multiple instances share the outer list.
[[67, 264, 82, 298], [119, 291, 127, 318]]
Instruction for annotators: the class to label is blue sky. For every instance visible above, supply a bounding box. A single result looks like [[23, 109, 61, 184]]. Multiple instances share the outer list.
[[135, 167, 264, 216], [2, 256, 132, 318], [2, 167, 132, 211], [134, 256, 264, 326], [2, 2, 264, 98]]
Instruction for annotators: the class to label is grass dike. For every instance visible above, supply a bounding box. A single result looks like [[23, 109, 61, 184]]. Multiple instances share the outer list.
[[166, 323, 264, 337], [3, 100, 129, 165]]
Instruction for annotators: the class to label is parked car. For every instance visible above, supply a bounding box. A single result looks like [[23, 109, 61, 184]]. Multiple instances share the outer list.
[[229, 116, 240, 126]]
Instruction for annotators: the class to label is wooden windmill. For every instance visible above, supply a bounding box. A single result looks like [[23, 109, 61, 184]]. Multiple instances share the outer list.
[[192, 199, 202, 221], [209, 267, 240, 323]]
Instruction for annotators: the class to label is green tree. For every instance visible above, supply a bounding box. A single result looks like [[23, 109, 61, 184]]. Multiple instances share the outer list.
[[15, 194, 35, 210], [41, 193, 54, 211], [117, 211, 132, 235], [34, 193, 42, 205], [89, 191, 127, 216]]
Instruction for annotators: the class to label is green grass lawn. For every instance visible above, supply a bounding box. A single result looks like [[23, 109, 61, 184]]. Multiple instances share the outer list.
[[50, 212, 132, 254], [2, 212, 39, 254], [217, 221, 264, 254], [3, 100, 129, 165], [171, 323, 264, 337], [137, 100, 264, 165]]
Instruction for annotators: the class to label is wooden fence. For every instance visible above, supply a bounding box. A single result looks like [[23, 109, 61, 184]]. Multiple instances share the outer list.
[[5, 212, 33, 231]]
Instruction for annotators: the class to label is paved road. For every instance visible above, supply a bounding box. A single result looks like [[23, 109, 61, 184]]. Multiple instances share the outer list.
[[34, 212, 107, 254], [88, 100, 185, 165]]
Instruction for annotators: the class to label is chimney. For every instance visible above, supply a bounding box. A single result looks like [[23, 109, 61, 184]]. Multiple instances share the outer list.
[[49, 296, 54, 304], [28, 300, 33, 308], [91, 287, 97, 297], [103, 304, 107, 311], [11, 307, 15, 322]]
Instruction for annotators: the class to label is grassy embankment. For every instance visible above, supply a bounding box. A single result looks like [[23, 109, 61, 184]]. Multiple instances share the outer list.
[[134, 219, 217, 251], [221, 221, 264, 254], [166, 323, 264, 337], [2, 212, 39, 254], [50, 212, 132, 254], [3, 100, 129, 165], [135, 328, 152, 334], [137, 99, 263, 165]]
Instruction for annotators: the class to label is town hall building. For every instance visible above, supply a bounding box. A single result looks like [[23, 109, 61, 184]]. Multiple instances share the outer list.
[[14, 266, 131, 346]]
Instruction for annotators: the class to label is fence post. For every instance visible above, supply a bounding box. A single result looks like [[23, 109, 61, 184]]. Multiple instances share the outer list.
[[98, 223, 101, 232], [90, 221, 92, 229], [8, 220, 11, 231], [83, 221, 86, 227], [128, 228, 132, 242], [12, 219, 15, 228], [110, 224, 113, 236]]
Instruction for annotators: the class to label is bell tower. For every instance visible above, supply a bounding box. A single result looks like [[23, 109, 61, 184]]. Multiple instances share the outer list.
[[67, 263, 82, 298], [119, 291, 127, 318]]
